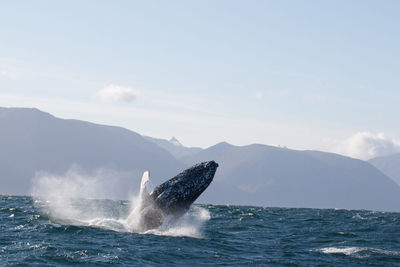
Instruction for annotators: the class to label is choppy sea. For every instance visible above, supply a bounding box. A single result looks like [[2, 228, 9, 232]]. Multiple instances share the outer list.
[[1, 195, 399, 266]]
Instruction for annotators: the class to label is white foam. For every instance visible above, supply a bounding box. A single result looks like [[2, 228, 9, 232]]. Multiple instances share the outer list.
[[320, 247, 365, 255], [145, 206, 210, 238], [319, 247, 400, 257], [352, 213, 367, 220]]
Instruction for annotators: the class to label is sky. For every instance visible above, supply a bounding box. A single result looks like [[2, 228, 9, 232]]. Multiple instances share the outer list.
[[1, 0, 400, 160]]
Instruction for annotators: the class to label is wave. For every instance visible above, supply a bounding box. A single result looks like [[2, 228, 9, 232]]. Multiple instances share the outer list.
[[319, 247, 400, 258]]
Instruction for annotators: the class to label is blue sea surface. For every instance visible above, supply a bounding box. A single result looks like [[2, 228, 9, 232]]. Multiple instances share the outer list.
[[1, 195, 399, 266]]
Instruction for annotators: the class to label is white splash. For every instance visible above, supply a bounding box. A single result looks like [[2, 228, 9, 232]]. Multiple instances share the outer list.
[[145, 206, 210, 238], [31, 169, 210, 238]]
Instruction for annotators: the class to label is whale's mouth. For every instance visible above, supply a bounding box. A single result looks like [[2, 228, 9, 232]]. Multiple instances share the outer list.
[[204, 161, 218, 179], [206, 161, 219, 169]]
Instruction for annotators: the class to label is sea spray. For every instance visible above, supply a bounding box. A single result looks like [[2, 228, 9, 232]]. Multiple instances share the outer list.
[[31, 169, 210, 237], [31, 170, 104, 221]]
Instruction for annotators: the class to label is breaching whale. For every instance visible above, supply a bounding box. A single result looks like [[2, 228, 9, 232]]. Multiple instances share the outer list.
[[132, 161, 218, 231]]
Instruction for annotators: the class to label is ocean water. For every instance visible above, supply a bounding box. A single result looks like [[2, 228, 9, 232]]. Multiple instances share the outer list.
[[1, 195, 399, 266]]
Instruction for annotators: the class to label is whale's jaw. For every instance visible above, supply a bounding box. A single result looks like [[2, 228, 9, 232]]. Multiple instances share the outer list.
[[139, 161, 218, 231]]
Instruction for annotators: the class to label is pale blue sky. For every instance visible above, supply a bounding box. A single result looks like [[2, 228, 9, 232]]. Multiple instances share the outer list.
[[1, 1, 399, 158]]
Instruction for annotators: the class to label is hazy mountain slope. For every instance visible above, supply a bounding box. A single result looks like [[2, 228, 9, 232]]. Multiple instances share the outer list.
[[369, 153, 400, 186], [144, 136, 202, 159], [0, 107, 184, 198], [0, 161, 25, 195], [181, 142, 400, 211]]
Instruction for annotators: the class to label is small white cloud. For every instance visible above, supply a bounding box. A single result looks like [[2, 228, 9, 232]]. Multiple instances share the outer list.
[[336, 132, 400, 160], [97, 84, 138, 103]]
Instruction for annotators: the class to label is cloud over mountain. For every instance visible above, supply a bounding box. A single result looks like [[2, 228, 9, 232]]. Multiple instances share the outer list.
[[336, 132, 400, 160]]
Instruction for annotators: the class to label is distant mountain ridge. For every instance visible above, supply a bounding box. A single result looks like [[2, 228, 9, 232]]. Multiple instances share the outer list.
[[0, 107, 399, 212], [169, 136, 182, 147], [144, 136, 202, 159]]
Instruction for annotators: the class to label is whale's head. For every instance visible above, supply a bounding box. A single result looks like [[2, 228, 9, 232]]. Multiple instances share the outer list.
[[150, 161, 218, 215]]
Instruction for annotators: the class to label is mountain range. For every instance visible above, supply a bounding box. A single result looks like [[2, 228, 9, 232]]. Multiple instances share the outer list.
[[0, 107, 183, 198], [0, 107, 399, 211]]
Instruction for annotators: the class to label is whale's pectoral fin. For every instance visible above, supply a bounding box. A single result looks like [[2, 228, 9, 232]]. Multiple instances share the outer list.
[[137, 170, 165, 231], [139, 170, 151, 198]]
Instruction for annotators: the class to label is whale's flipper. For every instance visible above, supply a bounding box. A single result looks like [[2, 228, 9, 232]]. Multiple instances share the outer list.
[[139, 170, 150, 198], [136, 170, 164, 230]]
